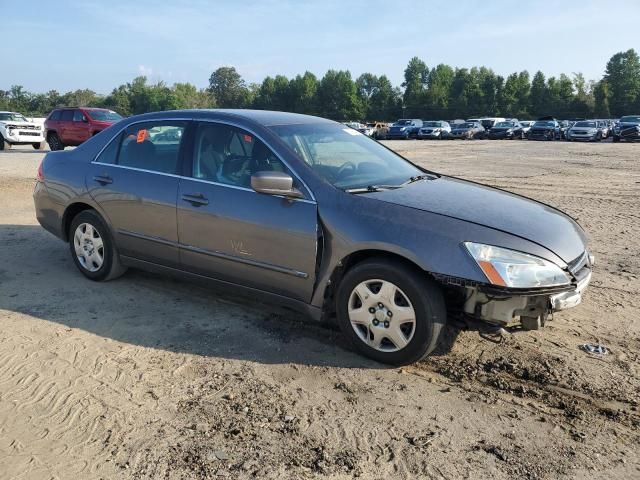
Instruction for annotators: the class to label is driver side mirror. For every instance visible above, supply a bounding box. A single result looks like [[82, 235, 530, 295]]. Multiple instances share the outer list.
[[251, 171, 304, 199]]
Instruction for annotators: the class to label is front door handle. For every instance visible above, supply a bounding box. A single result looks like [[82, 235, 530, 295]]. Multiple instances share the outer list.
[[181, 193, 209, 206], [93, 175, 113, 185]]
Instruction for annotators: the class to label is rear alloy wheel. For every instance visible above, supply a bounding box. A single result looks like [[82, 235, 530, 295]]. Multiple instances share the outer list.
[[47, 133, 64, 151], [69, 210, 127, 281], [336, 259, 446, 365]]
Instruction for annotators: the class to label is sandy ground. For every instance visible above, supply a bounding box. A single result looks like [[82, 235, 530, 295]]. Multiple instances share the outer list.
[[0, 140, 638, 480]]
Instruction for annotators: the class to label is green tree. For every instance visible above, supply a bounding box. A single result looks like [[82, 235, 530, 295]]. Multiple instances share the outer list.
[[604, 49, 640, 116], [402, 57, 428, 117], [316, 70, 363, 121], [529, 71, 547, 117], [208, 66, 251, 108], [424, 64, 454, 118], [368, 75, 401, 120], [288, 71, 318, 115], [593, 81, 611, 118]]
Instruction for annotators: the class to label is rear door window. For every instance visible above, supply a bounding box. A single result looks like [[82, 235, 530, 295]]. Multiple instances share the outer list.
[[116, 121, 187, 175], [73, 110, 86, 122], [60, 110, 74, 122]]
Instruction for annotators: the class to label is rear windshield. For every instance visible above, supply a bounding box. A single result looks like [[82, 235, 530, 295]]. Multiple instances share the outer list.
[[86, 110, 123, 122]]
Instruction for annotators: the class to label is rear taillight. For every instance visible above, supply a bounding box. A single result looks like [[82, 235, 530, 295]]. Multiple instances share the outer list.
[[36, 161, 44, 182]]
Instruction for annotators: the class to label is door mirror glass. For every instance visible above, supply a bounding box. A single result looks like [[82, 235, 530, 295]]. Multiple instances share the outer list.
[[251, 171, 303, 198]]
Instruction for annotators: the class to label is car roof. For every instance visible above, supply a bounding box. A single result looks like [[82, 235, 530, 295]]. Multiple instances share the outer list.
[[124, 109, 335, 127]]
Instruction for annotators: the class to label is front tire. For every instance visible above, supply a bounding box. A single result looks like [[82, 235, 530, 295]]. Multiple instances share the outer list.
[[33, 142, 46, 150], [336, 259, 446, 365], [69, 210, 127, 281], [1, 138, 11, 150]]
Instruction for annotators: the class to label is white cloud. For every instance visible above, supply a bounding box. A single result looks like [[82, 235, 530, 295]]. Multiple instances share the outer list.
[[138, 65, 153, 76]]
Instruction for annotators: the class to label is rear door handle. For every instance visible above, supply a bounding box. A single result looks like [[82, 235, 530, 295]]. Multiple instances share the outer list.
[[181, 193, 209, 206], [93, 175, 113, 185]]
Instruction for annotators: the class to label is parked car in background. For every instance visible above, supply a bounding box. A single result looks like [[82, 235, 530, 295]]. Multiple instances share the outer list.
[[449, 121, 485, 139], [479, 117, 506, 132], [596, 120, 610, 139], [487, 121, 524, 140], [417, 121, 451, 139], [33, 109, 593, 365], [364, 122, 386, 138], [375, 123, 391, 140], [0, 111, 46, 150], [613, 115, 640, 142], [385, 119, 423, 139], [566, 120, 604, 142], [527, 118, 560, 141], [519, 121, 535, 136], [45, 107, 123, 151]]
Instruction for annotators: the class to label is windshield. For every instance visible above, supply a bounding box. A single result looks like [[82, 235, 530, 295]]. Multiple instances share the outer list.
[[86, 110, 123, 122], [269, 123, 422, 190], [574, 121, 596, 128], [620, 116, 640, 123], [455, 123, 475, 129], [533, 121, 554, 127], [0, 112, 29, 122], [422, 121, 442, 127], [520, 121, 532, 126], [494, 122, 514, 128], [393, 119, 412, 126]]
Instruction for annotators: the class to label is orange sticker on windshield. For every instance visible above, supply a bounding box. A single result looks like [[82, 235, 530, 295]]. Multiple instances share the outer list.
[[136, 129, 148, 143]]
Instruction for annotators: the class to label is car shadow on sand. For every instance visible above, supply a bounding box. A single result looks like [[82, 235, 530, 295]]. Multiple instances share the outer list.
[[2, 224, 457, 369]]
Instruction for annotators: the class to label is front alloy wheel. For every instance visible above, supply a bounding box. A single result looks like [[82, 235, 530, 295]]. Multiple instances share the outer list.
[[336, 259, 446, 365]]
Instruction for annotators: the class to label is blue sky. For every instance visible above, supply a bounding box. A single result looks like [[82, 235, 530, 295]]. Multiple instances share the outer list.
[[4, 0, 639, 93]]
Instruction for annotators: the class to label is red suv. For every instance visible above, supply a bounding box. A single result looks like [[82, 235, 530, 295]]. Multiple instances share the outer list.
[[44, 107, 123, 150]]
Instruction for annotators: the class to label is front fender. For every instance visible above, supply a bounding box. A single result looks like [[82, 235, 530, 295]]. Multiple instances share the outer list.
[[311, 191, 567, 308]]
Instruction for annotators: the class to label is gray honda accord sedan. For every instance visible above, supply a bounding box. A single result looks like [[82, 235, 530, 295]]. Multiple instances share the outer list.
[[34, 109, 593, 365]]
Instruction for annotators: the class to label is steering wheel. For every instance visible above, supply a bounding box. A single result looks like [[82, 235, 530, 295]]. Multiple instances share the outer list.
[[336, 161, 357, 179]]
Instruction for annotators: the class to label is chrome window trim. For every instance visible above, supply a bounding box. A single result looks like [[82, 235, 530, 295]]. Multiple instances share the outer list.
[[91, 116, 317, 204]]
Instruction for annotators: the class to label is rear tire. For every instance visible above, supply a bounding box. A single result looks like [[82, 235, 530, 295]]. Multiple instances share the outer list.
[[613, 135, 620, 143], [47, 132, 64, 151], [336, 259, 446, 365], [69, 210, 127, 282]]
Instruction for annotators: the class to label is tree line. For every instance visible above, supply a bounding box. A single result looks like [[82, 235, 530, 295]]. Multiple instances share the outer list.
[[2, 49, 639, 121]]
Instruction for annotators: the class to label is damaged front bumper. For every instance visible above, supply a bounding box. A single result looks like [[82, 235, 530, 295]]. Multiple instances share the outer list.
[[550, 269, 591, 311], [442, 252, 594, 328]]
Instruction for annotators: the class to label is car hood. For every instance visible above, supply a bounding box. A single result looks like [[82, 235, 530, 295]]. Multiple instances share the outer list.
[[365, 176, 586, 263], [0, 120, 38, 127]]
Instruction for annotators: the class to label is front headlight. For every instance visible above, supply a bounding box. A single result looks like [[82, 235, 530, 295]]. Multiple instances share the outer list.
[[464, 242, 571, 288]]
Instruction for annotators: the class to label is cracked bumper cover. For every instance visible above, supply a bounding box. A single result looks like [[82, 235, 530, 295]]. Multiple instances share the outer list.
[[550, 269, 592, 311]]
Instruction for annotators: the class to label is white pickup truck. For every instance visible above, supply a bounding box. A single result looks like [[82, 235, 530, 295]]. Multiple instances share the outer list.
[[0, 111, 46, 150]]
